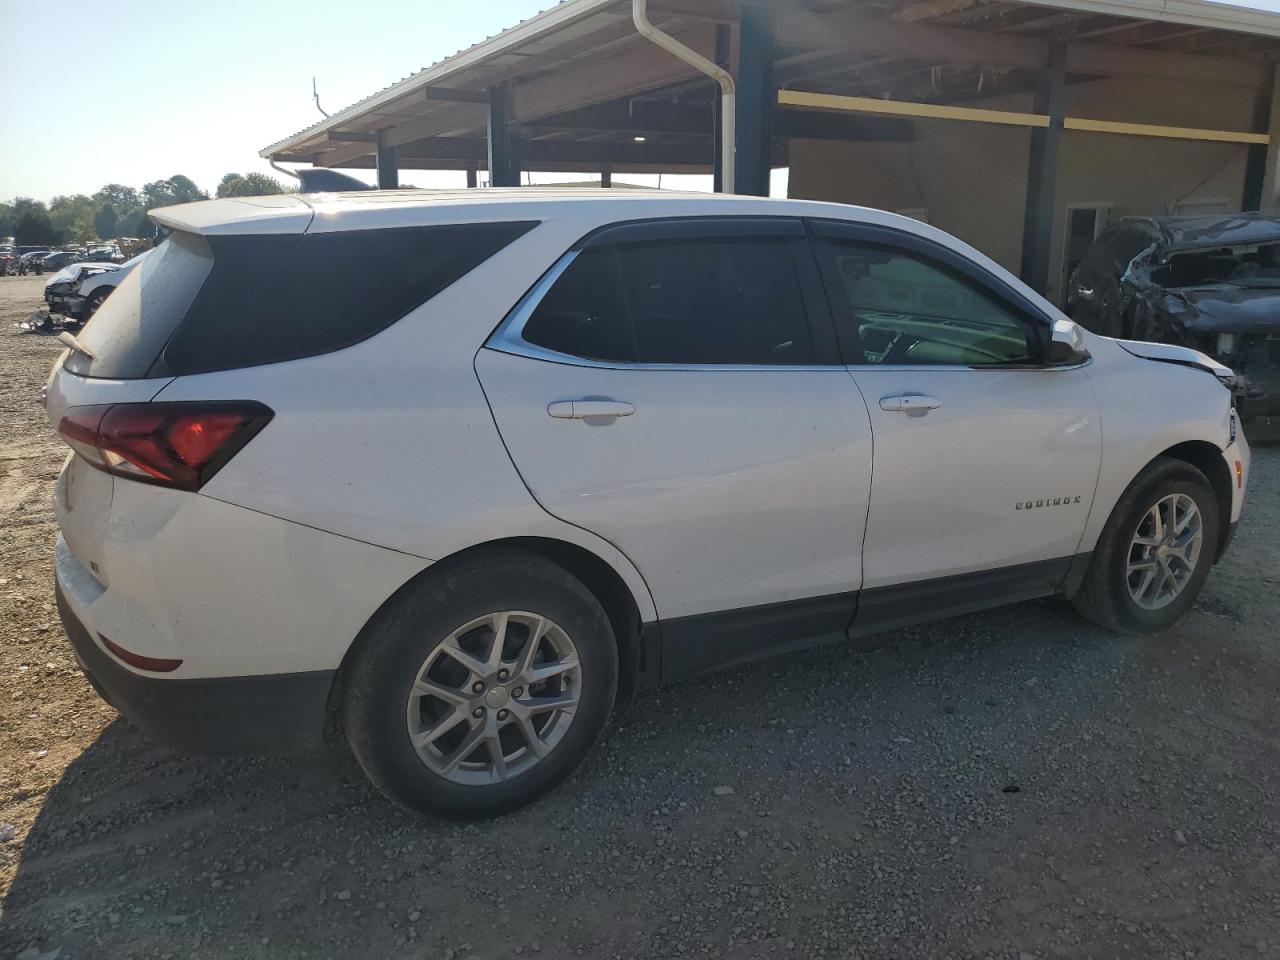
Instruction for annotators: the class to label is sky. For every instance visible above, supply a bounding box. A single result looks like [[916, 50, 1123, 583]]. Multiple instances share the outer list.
[[3, 0, 1280, 203], [0, 0, 555, 201]]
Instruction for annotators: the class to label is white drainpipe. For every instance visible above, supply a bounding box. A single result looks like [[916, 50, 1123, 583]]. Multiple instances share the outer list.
[[267, 158, 300, 183], [632, 0, 735, 194]]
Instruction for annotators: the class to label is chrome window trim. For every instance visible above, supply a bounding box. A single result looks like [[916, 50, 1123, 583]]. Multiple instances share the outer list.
[[844, 358, 1093, 373], [485, 247, 1092, 375], [485, 248, 847, 373]]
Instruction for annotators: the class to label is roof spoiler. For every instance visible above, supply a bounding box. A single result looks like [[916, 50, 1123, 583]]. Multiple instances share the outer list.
[[296, 169, 373, 193]]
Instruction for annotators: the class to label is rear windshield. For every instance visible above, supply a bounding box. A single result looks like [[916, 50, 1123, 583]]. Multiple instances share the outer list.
[[68, 221, 537, 379]]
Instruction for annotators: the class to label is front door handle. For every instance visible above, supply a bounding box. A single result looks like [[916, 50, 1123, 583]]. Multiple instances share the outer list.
[[547, 400, 636, 420], [879, 393, 941, 414]]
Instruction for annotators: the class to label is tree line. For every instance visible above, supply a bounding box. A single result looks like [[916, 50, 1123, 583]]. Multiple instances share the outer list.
[[0, 172, 288, 246]]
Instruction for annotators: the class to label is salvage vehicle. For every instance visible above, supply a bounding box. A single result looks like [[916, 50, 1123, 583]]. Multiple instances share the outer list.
[[43, 259, 132, 321], [43, 252, 145, 323], [84, 243, 124, 264], [1067, 214, 1280, 420], [47, 190, 1250, 819], [15, 249, 52, 275]]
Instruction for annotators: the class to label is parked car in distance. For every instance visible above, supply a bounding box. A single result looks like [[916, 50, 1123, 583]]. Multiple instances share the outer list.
[[47, 190, 1250, 819], [84, 243, 124, 264], [38, 250, 83, 274], [16, 249, 53, 275], [43, 255, 142, 321], [1067, 213, 1280, 421]]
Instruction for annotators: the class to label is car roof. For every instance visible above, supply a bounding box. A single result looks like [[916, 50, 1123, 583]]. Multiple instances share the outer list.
[[1117, 212, 1280, 251], [149, 188, 798, 235], [144, 187, 1055, 318]]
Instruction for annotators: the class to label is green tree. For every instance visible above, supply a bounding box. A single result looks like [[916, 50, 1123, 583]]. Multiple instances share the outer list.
[[15, 211, 60, 246], [94, 204, 120, 239], [216, 172, 286, 197], [11, 197, 48, 221], [0, 203, 13, 239], [142, 179, 178, 208], [216, 172, 244, 198], [141, 175, 208, 208], [168, 174, 207, 203], [49, 194, 98, 242], [93, 184, 141, 209], [127, 209, 153, 238]]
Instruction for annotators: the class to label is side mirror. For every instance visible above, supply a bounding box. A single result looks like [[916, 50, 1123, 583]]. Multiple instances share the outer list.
[[1047, 317, 1091, 365]]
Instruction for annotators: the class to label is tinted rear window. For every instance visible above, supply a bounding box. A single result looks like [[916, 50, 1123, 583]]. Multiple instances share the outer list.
[[70, 221, 536, 379], [522, 237, 815, 365], [66, 232, 213, 379]]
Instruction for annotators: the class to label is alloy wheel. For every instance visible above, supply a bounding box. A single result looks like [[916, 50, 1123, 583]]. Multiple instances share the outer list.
[[1126, 493, 1203, 610], [405, 611, 580, 785]]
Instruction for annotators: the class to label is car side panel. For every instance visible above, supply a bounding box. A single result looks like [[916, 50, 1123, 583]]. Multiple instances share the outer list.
[[1078, 332, 1239, 551], [55, 486, 428, 679], [477, 349, 874, 620], [850, 365, 1102, 589], [151, 217, 660, 623]]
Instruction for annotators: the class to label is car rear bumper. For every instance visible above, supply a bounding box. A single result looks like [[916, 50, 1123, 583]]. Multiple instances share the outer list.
[[56, 579, 334, 756]]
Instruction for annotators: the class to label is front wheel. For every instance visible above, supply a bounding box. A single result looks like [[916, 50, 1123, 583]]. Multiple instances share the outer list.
[[84, 289, 109, 319], [1072, 457, 1219, 633], [344, 550, 618, 819]]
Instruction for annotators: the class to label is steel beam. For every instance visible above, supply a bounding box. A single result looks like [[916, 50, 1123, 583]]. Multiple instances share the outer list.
[[375, 131, 399, 189], [488, 84, 521, 187], [1020, 42, 1065, 296], [735, 3, 775, 196], [1260, 66, 1280, 213]]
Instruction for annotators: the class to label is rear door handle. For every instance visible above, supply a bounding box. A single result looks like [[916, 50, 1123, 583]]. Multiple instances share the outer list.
[[879, 394, 941, 414], [547, 400, 635, 420]]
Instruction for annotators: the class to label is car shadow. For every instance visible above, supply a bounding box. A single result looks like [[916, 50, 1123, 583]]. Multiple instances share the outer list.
[[3, 594, 1277, 959]]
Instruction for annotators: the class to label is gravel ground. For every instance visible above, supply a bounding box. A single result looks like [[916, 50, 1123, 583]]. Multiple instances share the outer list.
[[1, 273, 1279, 959]]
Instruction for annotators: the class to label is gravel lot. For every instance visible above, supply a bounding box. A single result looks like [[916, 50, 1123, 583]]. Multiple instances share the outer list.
[[2, 272, 1279, 960]]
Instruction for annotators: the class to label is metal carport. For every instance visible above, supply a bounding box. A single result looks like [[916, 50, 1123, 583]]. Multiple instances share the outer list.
[[261, 0, 1280, 294]]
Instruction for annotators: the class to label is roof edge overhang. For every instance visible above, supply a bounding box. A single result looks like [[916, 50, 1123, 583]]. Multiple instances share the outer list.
[[262, 0, 1280, 164], [1022, 0, 1280, 39], [260, 0, 618, 160]]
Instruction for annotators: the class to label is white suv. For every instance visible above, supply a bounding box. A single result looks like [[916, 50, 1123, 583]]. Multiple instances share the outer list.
[[46, 190, 1250, 818]]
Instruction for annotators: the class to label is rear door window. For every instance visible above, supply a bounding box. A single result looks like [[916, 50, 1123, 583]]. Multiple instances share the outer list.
[[521, 236, 817, 365], [70, 221, 537, 379]]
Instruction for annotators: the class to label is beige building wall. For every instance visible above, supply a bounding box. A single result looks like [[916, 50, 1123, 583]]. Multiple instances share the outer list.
[[787, 76, 1260, 305]]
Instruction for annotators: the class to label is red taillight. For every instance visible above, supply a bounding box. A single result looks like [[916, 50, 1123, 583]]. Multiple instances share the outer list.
[[57, 401, 273, 491]]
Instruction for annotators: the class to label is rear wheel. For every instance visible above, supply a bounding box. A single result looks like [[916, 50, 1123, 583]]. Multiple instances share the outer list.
[[1072, 457, 1219, 633], [344, 550, 618, 818]]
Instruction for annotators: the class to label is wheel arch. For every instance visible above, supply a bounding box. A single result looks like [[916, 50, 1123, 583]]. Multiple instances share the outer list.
[[326, 535, 655, 734], [1156, 440, 1233, 560]]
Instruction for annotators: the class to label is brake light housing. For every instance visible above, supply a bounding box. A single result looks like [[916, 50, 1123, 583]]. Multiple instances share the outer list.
[[57, 401, 273, 491]]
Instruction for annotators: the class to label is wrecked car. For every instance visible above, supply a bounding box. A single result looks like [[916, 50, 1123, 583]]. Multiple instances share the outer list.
[[1067, 213, 1280, 420], [43, 260, 124, 323]]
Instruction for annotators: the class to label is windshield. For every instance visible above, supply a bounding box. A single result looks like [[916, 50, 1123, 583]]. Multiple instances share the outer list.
[[1149, 242, 1280, 289]]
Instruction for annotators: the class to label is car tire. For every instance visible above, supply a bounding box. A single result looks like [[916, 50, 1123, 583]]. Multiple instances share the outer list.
[[344, 549, 618, 819], [1072, 457, 1219, 634], [84, 289, 109, 318]]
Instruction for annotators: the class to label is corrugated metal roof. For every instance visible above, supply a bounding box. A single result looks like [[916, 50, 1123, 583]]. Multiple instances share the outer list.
[[262, 0, 1280, 161], [260, 0, 618, 158]]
